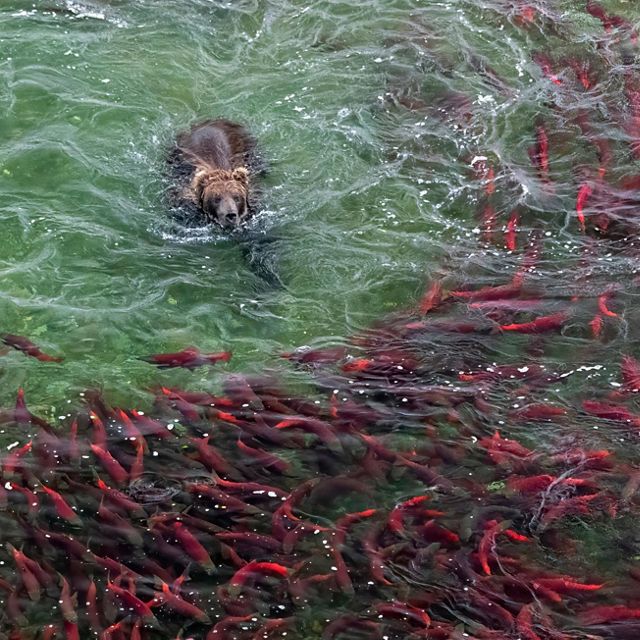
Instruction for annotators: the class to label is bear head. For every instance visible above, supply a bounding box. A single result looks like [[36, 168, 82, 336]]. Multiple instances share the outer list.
[[193, 167, 250, 229]]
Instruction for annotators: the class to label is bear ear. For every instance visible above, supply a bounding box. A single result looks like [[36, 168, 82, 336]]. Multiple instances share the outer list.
[[232, 167, 249, 186], [192, 168, 209, 194]]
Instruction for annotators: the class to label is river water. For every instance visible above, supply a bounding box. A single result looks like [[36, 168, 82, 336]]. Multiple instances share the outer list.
[[1, 0, 458, 407], [1, 1, 640, 639], [0, 0, 585, 406], [0, 1, 628, 394]]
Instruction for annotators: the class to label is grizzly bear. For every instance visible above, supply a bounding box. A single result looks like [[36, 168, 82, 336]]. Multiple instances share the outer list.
[[167, 119, 263, 229]]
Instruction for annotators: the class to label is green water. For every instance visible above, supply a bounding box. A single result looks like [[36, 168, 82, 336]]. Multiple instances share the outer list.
[[0, 0, 635, 414]]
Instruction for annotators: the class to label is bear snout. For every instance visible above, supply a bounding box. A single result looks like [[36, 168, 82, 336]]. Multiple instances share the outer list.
[[217, 195, 244, 228], [201, 192, 246, 229]]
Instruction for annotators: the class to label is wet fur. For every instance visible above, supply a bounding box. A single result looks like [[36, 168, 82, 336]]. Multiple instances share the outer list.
[[166, 119, 264, 227]]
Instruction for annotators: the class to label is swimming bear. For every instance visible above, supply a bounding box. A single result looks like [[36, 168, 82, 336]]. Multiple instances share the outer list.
[[167, 119, 263, 229], [167, 119, 282, 287]]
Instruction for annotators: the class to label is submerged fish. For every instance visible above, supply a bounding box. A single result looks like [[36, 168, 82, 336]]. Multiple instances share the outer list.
[[2, 334, 63, 362], [141, 347, 231, 369], [528, 123, 552, 185]]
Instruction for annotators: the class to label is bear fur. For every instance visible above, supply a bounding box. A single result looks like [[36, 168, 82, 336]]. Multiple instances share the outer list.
[[167, 119, 263, 229]]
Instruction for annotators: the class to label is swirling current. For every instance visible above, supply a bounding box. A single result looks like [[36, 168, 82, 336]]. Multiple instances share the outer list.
[[1, 0, 640, 639]]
